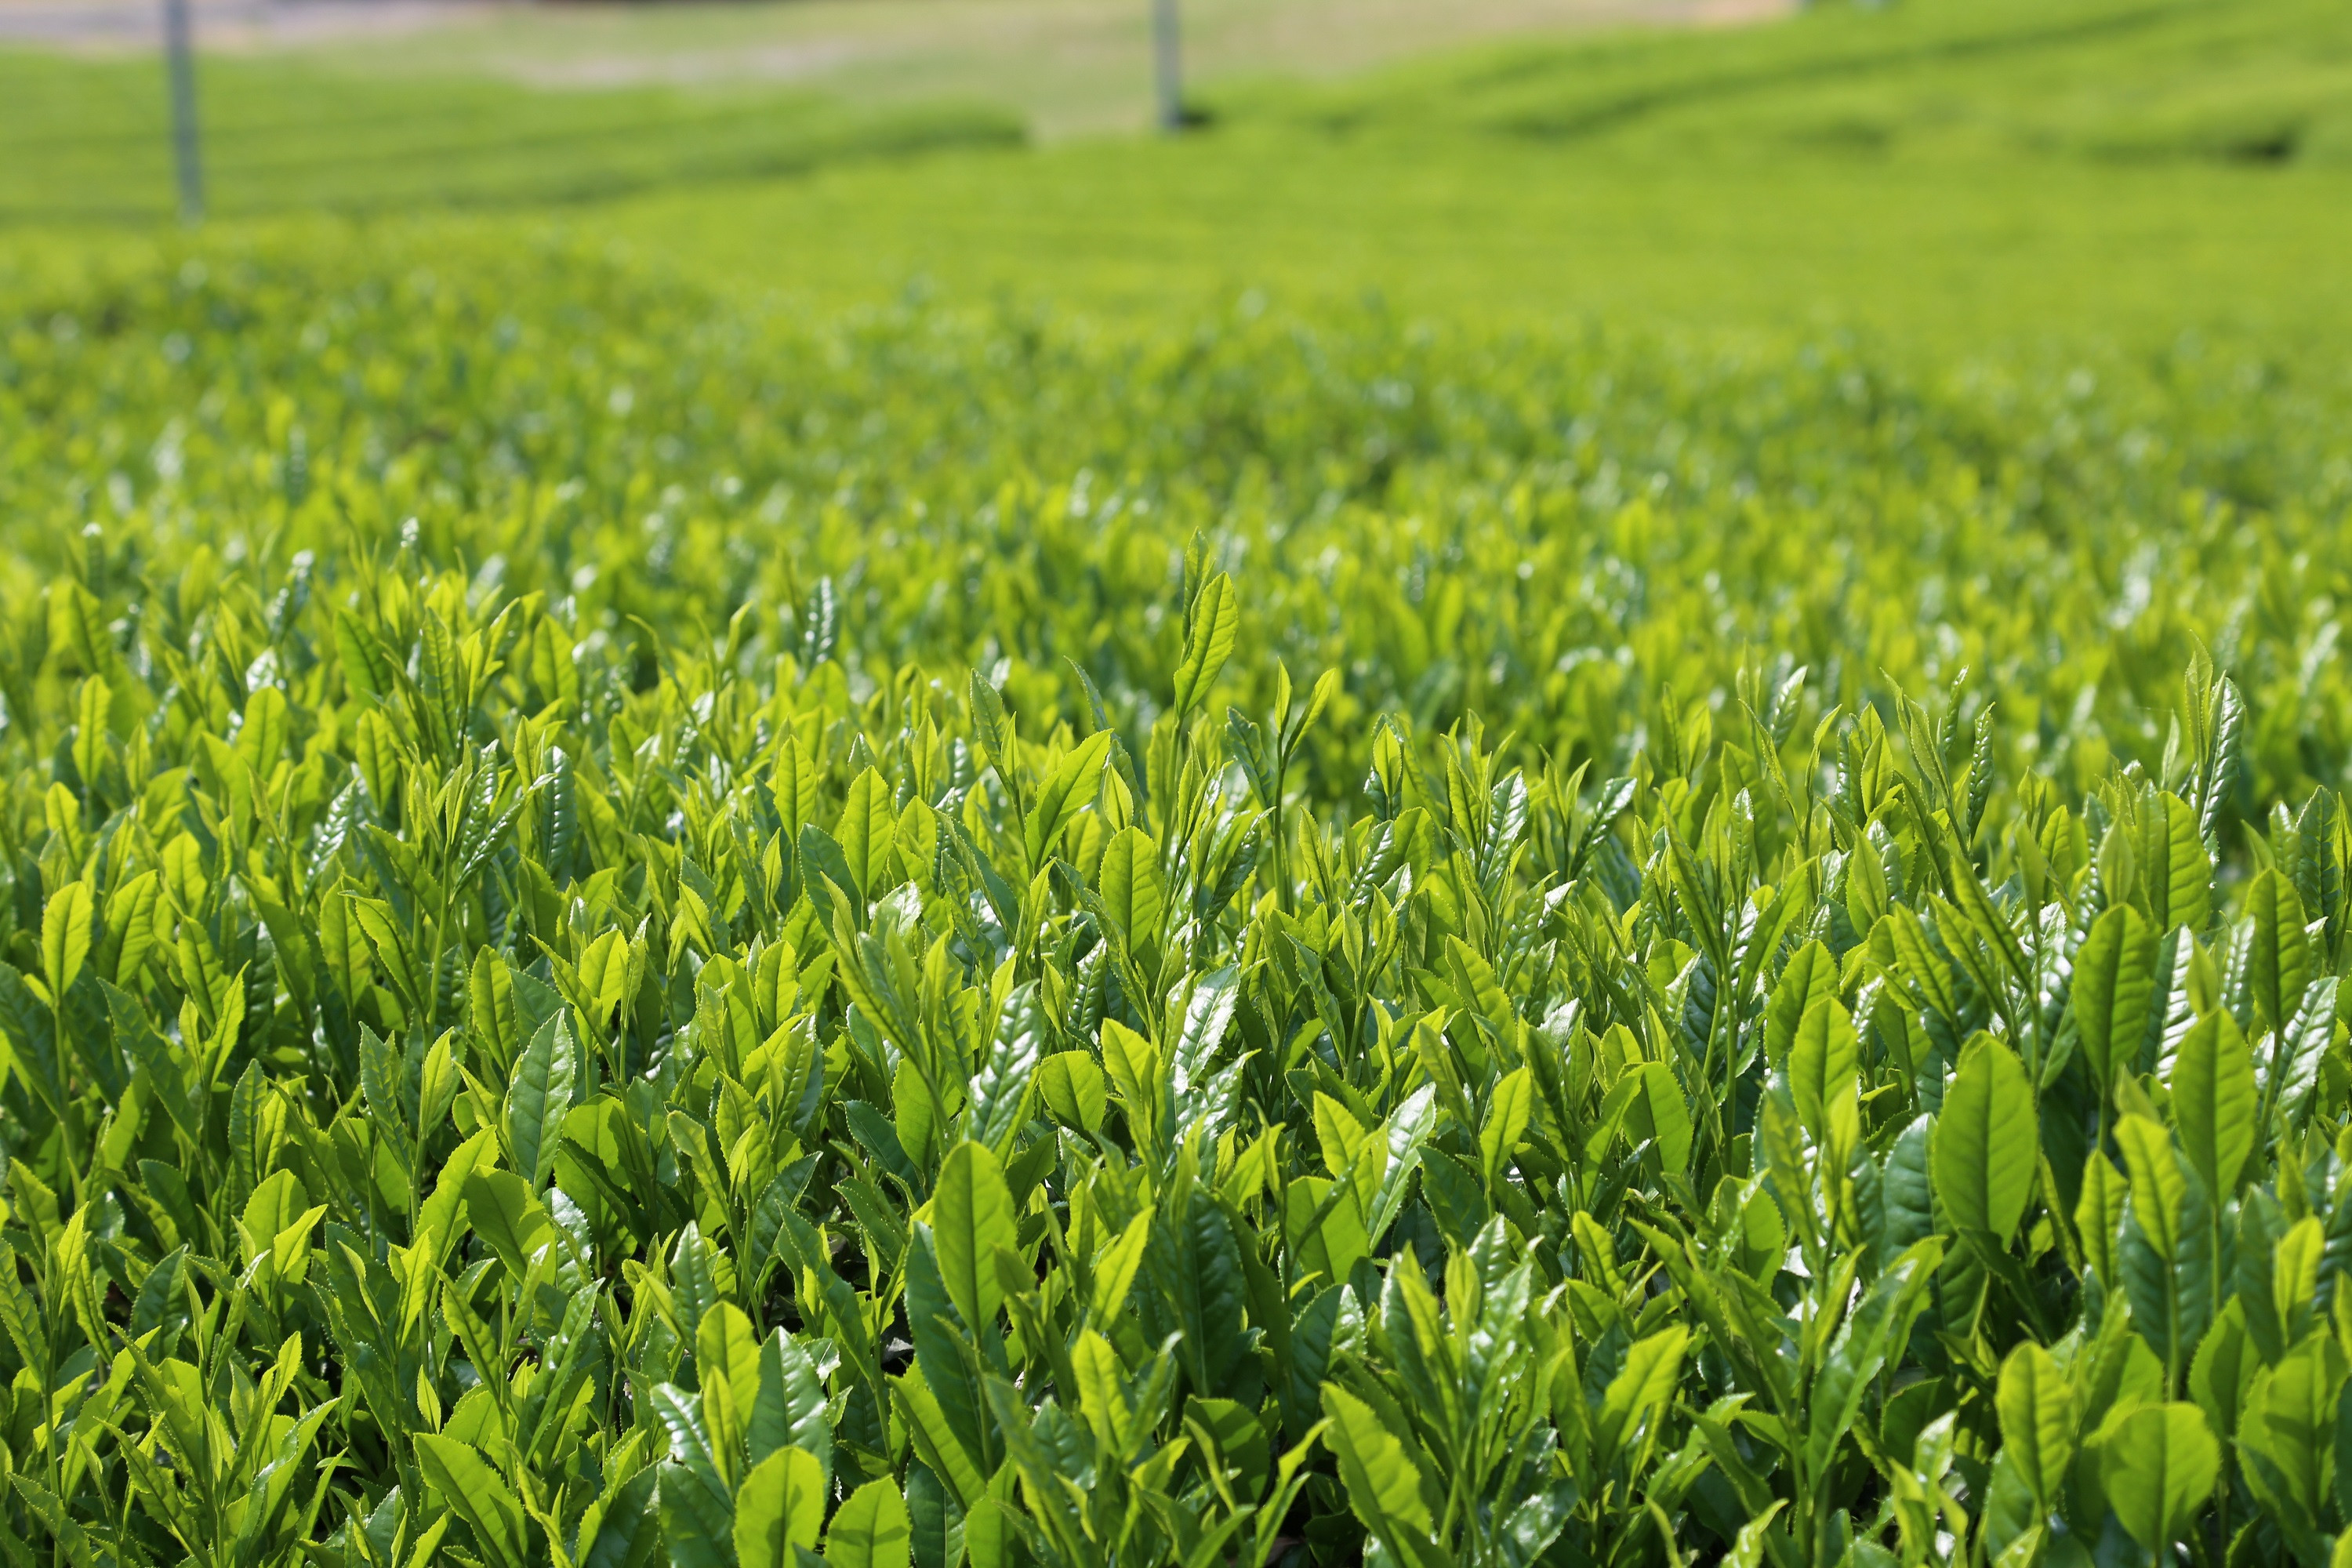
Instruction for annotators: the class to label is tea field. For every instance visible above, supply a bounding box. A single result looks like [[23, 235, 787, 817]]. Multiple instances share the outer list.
[[5, 1, 2352, 1566]]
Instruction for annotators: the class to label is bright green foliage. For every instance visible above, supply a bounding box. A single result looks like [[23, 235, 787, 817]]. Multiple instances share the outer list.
[[9, 239, 2352, 811], [0, 49, 1020, 223], [5, 242, 2352, 1568], [1264, 0, 2352, 168]]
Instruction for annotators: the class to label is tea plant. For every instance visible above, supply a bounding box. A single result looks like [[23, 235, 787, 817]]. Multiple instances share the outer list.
[[0, 524, 2347, 1566], [3, 241, 2352, 1567], [9, 239, 2352, 812]]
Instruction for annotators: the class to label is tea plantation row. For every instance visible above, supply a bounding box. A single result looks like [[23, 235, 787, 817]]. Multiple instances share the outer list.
[[1, 239, 2350, 1567]]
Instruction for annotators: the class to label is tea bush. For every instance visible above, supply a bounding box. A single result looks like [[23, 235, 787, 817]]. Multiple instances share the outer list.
[[2, 240, 2351, 1568]]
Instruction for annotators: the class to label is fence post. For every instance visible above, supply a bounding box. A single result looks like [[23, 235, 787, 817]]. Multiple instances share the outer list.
[[1152, 0, 1182, 132], [163, 0, 204, 220]]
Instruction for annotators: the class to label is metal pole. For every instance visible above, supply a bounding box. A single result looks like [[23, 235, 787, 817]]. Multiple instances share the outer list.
[[1152, 0, 1182, 132], [163, 0, 203, 221]]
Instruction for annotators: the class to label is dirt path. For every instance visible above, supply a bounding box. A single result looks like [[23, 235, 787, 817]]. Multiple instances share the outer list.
[[1, 0, 1788, 48], [0, 0, 490, 47]]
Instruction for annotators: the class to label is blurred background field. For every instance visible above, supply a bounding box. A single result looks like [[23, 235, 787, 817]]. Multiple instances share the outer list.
[[0, 0, 1785, 140], [1, 0, 2347, 347], [0, 0, 1769, 145], [7, 0, 2348, 738]]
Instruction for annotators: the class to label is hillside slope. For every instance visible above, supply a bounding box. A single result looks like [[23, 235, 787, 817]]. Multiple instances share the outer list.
[[1240, 0, 2352, 166]]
